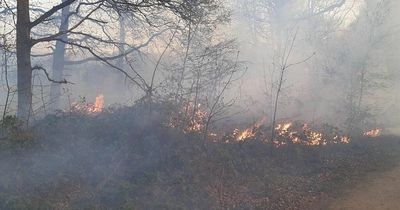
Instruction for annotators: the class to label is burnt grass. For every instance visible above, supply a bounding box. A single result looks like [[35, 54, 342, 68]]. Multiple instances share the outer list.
[[0, 105, 400, 209]]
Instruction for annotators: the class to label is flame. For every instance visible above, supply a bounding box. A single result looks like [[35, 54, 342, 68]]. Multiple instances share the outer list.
[[165, 103, 355, 147], [186, 104, 207, 133], [363, 128, 382, 137], [166, 102, 208, 134], [276, 122, 292, 136], [307, 131, 324, 146], [340, 136, 351, 144], [232, 119, 351, 146], [235, 117, 267, 141], [237, 129, 254, 141], [274, 122, 351, 146], [92, 94, 104, 113], [72, 94, 104, 114]]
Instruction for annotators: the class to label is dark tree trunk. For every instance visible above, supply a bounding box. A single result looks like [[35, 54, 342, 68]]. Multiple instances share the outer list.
[[49, 0, 70, 111], [16, 0, 33, 123]]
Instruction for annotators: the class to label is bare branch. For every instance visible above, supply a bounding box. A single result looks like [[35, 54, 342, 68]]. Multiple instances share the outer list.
[[30, 0, 76, 28], [64, 29, 168, 65], [32, 65, 71, 84], [57, 39, 147, 90], [32, 1, 103, 45]]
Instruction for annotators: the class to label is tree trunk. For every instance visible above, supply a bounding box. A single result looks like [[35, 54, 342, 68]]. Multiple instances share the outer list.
[[117, 16, 125, 69], [49, 0, 70, 111], [270, 67, 284, 141], [16, 0, 33, 123]]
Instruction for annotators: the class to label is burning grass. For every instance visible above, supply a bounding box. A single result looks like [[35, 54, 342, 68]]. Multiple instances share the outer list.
[[69, 96, 378, 147], [364, 128, 383, 137], [0, 102, 397, 209], [71, 94, 105, 114], [162, 100, 380, 148], [228, 121, 351, 147]]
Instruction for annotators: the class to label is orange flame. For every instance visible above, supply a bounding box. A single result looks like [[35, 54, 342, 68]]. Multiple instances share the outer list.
[[236, 117, 267, 141], [276, 122, 292, 136], [233, 119, 351, 146], [92, 94, 104, 113], [363, 128, 382, 137], [186, 104, 207, 133], [72, 94, 104, 114], [237, 129, 255, 141], [166, 104, 354, 147], [165, 102, 208, 134]]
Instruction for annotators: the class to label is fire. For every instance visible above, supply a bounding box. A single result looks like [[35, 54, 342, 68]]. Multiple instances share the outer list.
[[306, 131, 324, 146], [166, 102, 208, 134], [276, 122, 292, 136], [186, 104, 208, 133], [273, 122, 351, 146], [235, 117, 267, 141], [232, 119, 351, 146], [237, 129, 254, 141], [363, 128, 382, 137], [165, 103, 355, 147], [92, 94, 104, 113], [341, 136, 351, 144], [72, 94, 104, 114]]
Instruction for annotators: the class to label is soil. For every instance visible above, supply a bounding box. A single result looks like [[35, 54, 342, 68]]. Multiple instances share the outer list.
[[320, 164, 400, 210]]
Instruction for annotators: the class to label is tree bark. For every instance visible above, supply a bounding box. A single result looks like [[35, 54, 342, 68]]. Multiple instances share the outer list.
[[49, 0, 70, 111], [16, 0, 33, 123]]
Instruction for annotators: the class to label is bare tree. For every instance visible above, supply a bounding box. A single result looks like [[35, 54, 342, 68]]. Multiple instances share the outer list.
[[49, 0, 71, 111], [1, 33, 13, 122], [10, 0, 226, 123], [269, 29, 314, 141], [203, 50, 241, 141]]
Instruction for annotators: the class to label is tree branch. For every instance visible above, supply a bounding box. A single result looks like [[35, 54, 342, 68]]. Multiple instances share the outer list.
[[30, 0, 76, 28], [32, 65, 71, 84], [64, 29, 168, 65]]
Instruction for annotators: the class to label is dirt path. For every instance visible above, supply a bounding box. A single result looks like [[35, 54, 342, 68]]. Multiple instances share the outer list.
[[323, 165, 400, 210]]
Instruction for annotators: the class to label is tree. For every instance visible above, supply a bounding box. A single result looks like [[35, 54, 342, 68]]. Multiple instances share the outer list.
[[49, 0, 70, 111], [341, 0, 392, 133], [268, 29, 314, 141], [16, 0, 33, 122], [12, 0, 226, 123]]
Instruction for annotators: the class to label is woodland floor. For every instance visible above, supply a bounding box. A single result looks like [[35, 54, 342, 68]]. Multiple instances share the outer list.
[[1, 107, 400, 209]]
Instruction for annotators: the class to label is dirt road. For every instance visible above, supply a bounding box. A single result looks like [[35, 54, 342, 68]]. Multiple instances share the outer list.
[[323, 165, 400, 210]]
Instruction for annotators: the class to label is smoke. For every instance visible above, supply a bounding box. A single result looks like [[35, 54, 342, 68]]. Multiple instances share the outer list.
[[0, 1, 400, 208], [0, 106, 179, 208], [1, 0, 399, 131], [227, 0, 400, 133]]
